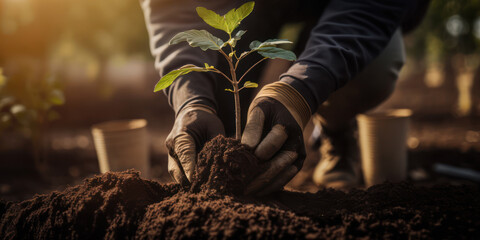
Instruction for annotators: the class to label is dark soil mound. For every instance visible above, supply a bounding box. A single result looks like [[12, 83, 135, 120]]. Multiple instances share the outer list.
[[190, 135, 259, 195], [0, 170, 181, 239], [136, 190, 321, 239], [1, 136, 480, 239]]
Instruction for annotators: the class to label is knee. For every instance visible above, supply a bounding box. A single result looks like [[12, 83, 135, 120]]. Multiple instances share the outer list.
[[357, 29, 405, 103], [363, 64, 403, 104]]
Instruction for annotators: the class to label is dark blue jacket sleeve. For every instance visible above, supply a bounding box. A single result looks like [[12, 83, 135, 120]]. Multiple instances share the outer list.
[[141, 0, 235, 115], [280, 0, 414, 112]]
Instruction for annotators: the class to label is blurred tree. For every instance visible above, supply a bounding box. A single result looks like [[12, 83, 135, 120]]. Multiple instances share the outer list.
[[0, 66, 64, 177], [0, 0, 150, 177], [0, 0, 150, 97], [59, 0, 150, 97], [405, 0, 480, 116], [0, 0, 149, 61], [407, 0, 480, 61]]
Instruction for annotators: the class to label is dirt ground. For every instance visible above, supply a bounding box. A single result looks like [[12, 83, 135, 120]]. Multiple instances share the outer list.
[[1, 135, 479, 239], [1, 115, 479, 201], [0, 64, 480, 238]]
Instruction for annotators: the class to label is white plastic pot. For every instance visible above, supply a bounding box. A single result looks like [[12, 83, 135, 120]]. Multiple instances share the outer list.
[[356, 109, 412, 187], [91, 119, 150, 178]]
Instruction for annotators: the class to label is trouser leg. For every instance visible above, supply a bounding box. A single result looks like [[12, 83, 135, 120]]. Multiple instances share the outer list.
[[314, 29, 406, 132], [311, 29, 405, 189]]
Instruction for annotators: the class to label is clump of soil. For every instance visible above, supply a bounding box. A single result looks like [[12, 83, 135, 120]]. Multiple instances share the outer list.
[[190, 135, 260, 195], [1, 135, 480, 239]]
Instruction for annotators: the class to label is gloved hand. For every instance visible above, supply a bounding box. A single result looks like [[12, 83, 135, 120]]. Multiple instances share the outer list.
[[166, 104, 225, 185], [242, 82, 311, 196]]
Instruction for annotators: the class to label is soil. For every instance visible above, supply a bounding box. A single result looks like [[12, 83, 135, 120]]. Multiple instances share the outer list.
[[190, 136, 260, 195], [1, 135, 480, 239]]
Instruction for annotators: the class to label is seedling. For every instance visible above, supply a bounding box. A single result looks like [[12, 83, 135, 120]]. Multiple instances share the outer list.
[[154, 1, 296, 139], [0, 67, 65, 176]]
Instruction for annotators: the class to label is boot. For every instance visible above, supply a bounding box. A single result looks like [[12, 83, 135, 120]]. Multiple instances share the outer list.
[[312, 124, 361, 190]]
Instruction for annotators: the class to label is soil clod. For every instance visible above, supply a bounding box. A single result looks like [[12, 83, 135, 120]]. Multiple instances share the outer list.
[[190, 135, 260, 195]]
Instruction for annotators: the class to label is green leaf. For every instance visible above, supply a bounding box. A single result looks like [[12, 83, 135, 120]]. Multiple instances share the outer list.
[[250, 39, 296, 60], [155, 64, 209, 92], [48, 89, 65, 105], [204, 63, 215, 69], [224, 88, 234, 93], [195, 2, 254, 34], [234, 30, 246, 40], [224, 1, 254, 34], [257, 47, 297, 61], [169, 30, 224, 51], [239, 51, 249, 59], [249, 39, 293, 50], [229, 30, 246, 47], [260, 39, 293, 48], [243, 81, 258, 88], [196, 7, 229, 33], [249, 40, 261, 50]]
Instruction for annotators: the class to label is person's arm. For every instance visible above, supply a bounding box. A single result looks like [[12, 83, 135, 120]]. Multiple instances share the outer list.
[[281, 0, 415, 112], [140, 0, 231, 184], [141, 0, 232, 114], [242, 0, 415, 195]]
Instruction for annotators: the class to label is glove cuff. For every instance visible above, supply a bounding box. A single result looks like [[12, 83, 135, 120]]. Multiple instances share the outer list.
[[256, 82, 312, 129], [177, 103, 216, 117]]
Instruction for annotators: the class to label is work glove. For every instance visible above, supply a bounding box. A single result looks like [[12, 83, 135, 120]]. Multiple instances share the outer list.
[[242, 82, 311, 196], [166, 104, 225, 185]]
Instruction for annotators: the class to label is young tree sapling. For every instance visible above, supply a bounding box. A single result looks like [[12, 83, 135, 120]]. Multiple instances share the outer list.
[[154, 1, 296, 139], [0, 67, 65, 176]]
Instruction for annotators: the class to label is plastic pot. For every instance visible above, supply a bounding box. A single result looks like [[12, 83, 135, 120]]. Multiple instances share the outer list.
[[91, 119, 150, 178], [357, 109, 412, 187]]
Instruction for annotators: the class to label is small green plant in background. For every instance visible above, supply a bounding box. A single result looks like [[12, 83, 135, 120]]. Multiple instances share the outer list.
[[154, 1, 296, 139], [0, 67, 65, 176]]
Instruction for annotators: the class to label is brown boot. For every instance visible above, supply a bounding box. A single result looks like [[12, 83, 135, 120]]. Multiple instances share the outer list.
[[312, 125, 361, 190]]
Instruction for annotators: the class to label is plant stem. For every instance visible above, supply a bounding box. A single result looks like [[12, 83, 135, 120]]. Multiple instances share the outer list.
[[222, 45, 242, 139], [233, 81, 241, 140], [212, 69, 233, 84], [238, 57, 267, 84], [235, 50, 252, 69], [220, 46, 241, 140], [227, 57, 241, 140]]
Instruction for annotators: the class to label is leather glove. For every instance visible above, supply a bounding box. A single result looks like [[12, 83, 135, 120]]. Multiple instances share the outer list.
[[242, 82, 311, 196], [166, 104, 225, 185]]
